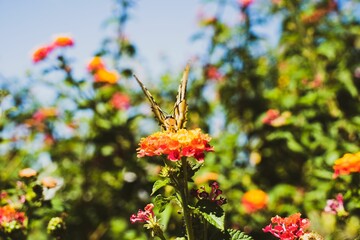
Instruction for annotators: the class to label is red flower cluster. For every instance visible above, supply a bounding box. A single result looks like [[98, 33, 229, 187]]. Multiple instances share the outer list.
[[263, 213, 310, 240], [0, 205, 26, 228], [137, 128, 214, 162], [32, 35, 74, 63], [191, 182, 227, 206], [130, 203, 155, 224], [333, 152, 360, 178]]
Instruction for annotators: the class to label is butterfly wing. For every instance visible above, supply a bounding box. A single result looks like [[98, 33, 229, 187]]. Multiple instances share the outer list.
[[173, 64, 190, 130], [134, 75, 167, 130]]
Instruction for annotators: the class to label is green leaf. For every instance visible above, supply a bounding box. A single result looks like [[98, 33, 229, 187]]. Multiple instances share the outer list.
[[227, 229, 253, 240], [338, 69, 358, 97], [193, 200, 225, 231], [151, 178, 170, 196], [153, 194, 175, 213]]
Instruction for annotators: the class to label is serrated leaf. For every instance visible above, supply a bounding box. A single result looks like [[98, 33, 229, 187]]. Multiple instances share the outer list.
[[193, 200, 225, 231], [151, 178, 170, 196], [227, 229, 253, 240]]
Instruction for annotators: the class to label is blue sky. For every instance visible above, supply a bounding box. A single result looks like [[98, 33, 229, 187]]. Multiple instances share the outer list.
[[0, 0, 202, 79]]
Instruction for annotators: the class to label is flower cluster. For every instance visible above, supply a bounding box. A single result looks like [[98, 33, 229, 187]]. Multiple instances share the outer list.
[[262, 109, 291, 127], [0, 205, 26, 232], [191, 182, 227, 206], [87, 56, 120, 84], [324, 194, 348, 216], [110, 92, 130, 110], [32, 107, 58, 122], [137, 128, 213, 162], [241, 189, 268, 213], [205, 65, 223, 81], [263, 213, 310, 240], [332, 152, 360, 178], [130, 203, 155, 224], [32, 35, 74, 63]]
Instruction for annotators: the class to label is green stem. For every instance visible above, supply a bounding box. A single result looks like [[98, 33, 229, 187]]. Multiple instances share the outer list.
[[180, 157, 194, 240]]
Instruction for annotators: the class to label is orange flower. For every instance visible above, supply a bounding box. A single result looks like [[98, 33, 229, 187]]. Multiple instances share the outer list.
[[52, 35, 74, 48], [32, 45, 54, 63], [94, 68, 119, 84], [194, 172, 219, 185], [0, 205, 26, 226], [242, 189, 268, 213], [33, 107, 58, 122], [19, 168, 37, 178], [87, 56, 105, 72], [333, 152, 360, 178], [137, 128, 213, 161], [41, 176, 58, 188]]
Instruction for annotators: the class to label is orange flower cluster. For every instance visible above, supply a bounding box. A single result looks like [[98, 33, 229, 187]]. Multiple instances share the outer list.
[[0, 205, 26, 227], [137, 128, 214, 162], [32, 35, 74, 63], [333, 152, 360, 178], [242, 189, 268, 213], [32, 107, 58, 122], [87, 56, 120, 84]]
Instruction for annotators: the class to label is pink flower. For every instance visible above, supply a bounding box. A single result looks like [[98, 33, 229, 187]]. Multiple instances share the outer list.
[[110, 93, 130, 110], [324, 194, 348, 216], [130, 203, 155, 224]]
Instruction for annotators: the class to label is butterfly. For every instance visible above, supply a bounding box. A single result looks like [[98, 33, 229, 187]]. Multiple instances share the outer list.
[[134, 64, 190, 132]]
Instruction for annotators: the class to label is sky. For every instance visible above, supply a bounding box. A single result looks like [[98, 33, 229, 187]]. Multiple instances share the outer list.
[[0, 0, 202, 80]]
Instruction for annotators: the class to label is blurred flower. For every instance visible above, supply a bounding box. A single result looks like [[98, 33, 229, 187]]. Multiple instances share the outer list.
[[110, 92, 130, 110], [94, 68, 120, 84], [0, 205, 26, 230], [299, 232, 324, 240], [32, 107, 58, 122], [137, 128, 213, 162], [191, 182, 227, 206], [41, 176, 58, 189], [130, 203, 155, 224], [238, 0, 253, 8], [242, 189, 268, 213], [18, 168, 37, 178], [87, 56, 105, 72], [32, 45, 53, 63], [324, 194, 348, 216], [262, 109, 291, 127], [263, 213, 310, 240], [44, 134, 55, 145], [194, 172, 219, 185], [333, 152, 360, 178], [205, 65, 223, 81], [52, 35, 74, 48]]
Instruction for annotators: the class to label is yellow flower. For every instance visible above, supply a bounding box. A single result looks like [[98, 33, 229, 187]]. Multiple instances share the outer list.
[[94, 68, 119, 84], [333, 152, 360, 178]]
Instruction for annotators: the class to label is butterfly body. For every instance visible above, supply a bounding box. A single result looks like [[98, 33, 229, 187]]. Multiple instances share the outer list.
[[134, 64, 190, 132]]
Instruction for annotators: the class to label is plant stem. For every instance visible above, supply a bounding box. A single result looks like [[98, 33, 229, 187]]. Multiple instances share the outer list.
[[180, 157, 195, 240]]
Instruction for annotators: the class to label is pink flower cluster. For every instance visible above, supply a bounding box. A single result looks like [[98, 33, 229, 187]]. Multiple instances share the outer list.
[[324, 194, 348, 216], [191, 182, 227, 206], [32, 35, 74, 63], [130, 203, 155, 224], [263, 213, 310, 240]]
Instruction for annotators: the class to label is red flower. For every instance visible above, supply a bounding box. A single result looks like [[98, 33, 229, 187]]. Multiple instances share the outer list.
[[263, 213, 310, 240], [205, 65, 223, 81], [110, 93, 130, 110], [130, 203, 155, 224], [32, 45, 54, 63], [137, 128, 213, 162]]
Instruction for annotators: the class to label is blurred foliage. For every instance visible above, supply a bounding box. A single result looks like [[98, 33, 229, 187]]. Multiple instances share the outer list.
[[1, 0, 360, 239]]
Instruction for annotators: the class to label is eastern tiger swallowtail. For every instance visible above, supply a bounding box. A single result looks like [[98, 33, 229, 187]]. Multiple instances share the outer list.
[[134, 64, 190, 132]]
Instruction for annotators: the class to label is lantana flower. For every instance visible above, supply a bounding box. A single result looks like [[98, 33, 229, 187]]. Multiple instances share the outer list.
[[324, 194, 348, 216], [241, 189, 268, 213], [52, 35, 74, 48], [263, 213, 310, 240], [0, 205, 26, 231], [32, 107, 58, 122], [32, 45, 54, 63], [332, 152, 360, 178], [130, 203, 155, 224], [94, 68, 120, 84], [110, 92, 130, 110], [191, 181, 227, 206], [137, 128, 214, 162], [262, 109, 291, 127], [18, 168, 37, 178], [87, 56, 106, 72], [205, 65, 223, 81]]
